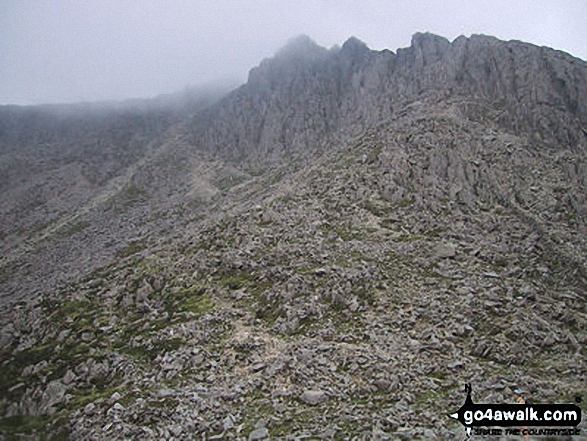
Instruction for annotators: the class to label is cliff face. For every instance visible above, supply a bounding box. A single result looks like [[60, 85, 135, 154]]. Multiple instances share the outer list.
[[191, 33, 587, 163]]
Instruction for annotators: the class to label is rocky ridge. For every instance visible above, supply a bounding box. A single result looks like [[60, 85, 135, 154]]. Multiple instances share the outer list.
[[191, 33, 587, 163], [0, 34, 586, 439]]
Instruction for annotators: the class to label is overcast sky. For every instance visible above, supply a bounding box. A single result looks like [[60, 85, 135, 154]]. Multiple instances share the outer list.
[[1, 0, 585, 105]]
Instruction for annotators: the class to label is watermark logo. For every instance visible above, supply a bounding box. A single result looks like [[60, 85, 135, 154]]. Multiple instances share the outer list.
[[449, 383, 582, 437]]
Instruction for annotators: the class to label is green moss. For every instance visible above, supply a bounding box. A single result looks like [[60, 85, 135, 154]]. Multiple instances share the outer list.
[[135, 258, 163, 276], [395, 197, 415, 208], [0, 414, 52, 435], [56, 299, 87, 316], [365, 145, 383, 164], [68, 386, 120, 410], [322, 224, 365, 242], [293, 267, 314, 276], [247, 167, 267, 177], [177, 292, 214, 315], [395, 234, 426, 242], [425, 227, 444, 238], [248, 280, 273, 298], [240, 396, 274, 432], [158, 284, 215, 318], [429, 371, 447, 380], [219, 272, 253, 290], [148, 397, 179, 411]]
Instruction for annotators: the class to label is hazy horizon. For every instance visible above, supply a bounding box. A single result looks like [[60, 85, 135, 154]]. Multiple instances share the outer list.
[[1, 0, 585, 106]]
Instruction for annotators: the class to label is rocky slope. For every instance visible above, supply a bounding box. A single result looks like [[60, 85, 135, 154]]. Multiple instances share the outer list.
[[0, 34, 586, 440], [0, 86, 234, 304]]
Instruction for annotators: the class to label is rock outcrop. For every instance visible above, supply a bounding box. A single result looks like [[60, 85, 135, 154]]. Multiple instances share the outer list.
[[191, 33, 587, 165]]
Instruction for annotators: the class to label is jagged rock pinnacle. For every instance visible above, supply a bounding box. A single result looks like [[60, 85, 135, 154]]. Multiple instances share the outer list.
[[276, 34, 326, 60], [410, 32, 450, 57], [341, 36, 370, 57]]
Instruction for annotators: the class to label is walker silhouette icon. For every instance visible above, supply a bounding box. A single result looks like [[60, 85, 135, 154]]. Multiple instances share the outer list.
[[449, 382, 581, 438], [449, 383, 475, 437]]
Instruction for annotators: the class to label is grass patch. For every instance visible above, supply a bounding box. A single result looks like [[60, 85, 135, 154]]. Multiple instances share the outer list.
[[395, 234, 426, 242], [118, 184, 147, 206], [323, 224, 365, 242], [218, 272, 254, 290], [68, 386, 120, 410], [0, 414, 54, 436], [177, 291, 214, 315], [395, 197, 415, 208]]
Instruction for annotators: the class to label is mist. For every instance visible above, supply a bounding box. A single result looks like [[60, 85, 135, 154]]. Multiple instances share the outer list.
[[1, 0, 585, 105]]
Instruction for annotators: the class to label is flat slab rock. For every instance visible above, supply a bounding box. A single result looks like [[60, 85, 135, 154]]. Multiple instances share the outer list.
[[300, 389, 327, 405], [248, 427, 269, 440]]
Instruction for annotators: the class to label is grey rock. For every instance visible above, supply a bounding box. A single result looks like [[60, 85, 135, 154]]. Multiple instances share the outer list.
[[135, 280, 154, 305], [33, 360, 49, 375], [223, 414, 236, 431], [156, 388, 175, 398], [57, 329, 71, 342], [40, 380, 67, 415], [0, 324, 14, 348], [169, 424, 183, 436], [433, 243, 456, 259], [81, 331, 95, 342], [301, 389, 327, 405], [62, 370, 77, 385], [248, 427, 269, 440], [83, 402, 96, 415], [109, 402, 125, 412]]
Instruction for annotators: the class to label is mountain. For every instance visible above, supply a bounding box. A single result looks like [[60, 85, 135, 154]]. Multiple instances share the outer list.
[[192, 33, 587, 162], [0, 33, 585, 439]]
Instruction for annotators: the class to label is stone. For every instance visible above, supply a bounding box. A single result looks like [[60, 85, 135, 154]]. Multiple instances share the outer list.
[[62, 370, 77, 385], [81, 331, 95, 342], [0, 324, 14, 348], [157, 389, 175, 398], [248, 427, 269, 440], [301, 389, 327, 405], [169, 425, 183, 436], [110, 402, 125, 412], [223, 414, 236, 431], [89, 361, 109, 381], [135, 280, 154, 304], [57, 329, 71, 342], [33, 360, 49, 375], [41, 380, 67, 415], [433, 243, 456, 259]]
